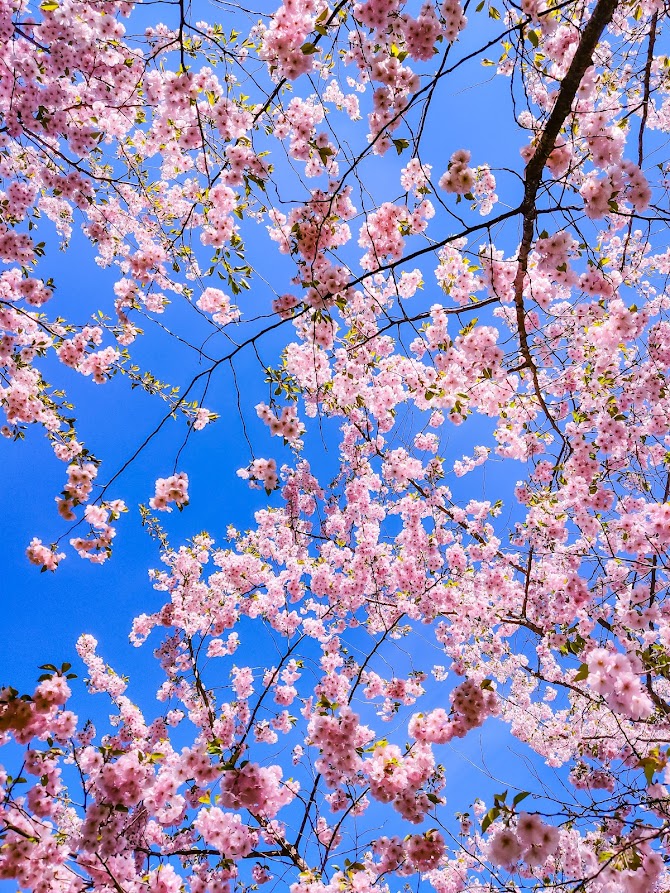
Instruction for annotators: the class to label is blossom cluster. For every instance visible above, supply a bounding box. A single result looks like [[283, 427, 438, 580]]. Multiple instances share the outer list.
[[149, 473, 190, 511]]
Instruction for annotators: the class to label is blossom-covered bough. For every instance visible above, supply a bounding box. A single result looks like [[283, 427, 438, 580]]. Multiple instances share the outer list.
[[2, 0, 670, 889]]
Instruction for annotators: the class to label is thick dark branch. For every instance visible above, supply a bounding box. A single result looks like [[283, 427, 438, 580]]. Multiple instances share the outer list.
[[253, 813, 309, 873], [638, 11, 658, 166], [521, 0, 619, 198], [513, 0, 618, 437]]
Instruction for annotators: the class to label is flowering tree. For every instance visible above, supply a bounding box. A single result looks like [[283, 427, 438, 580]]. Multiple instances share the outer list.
[[3, 0, 670, 889]]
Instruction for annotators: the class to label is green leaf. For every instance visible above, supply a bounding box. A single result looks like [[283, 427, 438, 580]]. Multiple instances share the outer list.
[[318, 146, 333, 164], [512, 791, 530, 808], [301, 42, 319, 54], [481, 807, 500, 833], [393, 138, 410, 155], [574, 663, 589, 681], [40, 1, 59, 10], [638, 755, 663, 785]]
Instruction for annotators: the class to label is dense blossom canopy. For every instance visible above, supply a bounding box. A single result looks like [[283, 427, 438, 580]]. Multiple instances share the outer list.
[[2, 0, 670, 890]]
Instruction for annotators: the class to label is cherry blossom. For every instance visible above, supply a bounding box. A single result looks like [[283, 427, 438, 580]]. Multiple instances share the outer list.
[[3, 0, 670, 891]]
